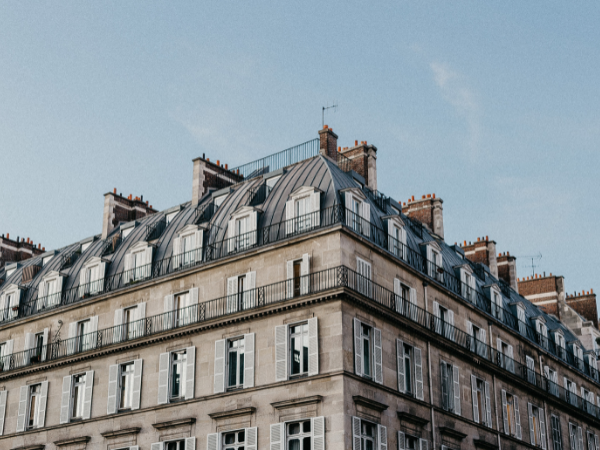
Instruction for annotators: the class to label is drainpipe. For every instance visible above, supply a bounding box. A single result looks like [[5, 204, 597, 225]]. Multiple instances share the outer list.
[[423, 280, 435, 449]]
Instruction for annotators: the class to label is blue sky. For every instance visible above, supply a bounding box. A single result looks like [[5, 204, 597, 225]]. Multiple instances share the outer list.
[[1, 2, 598, 300]]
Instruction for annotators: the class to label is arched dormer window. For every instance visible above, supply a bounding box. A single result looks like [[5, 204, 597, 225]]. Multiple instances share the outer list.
[[454, 263, 476, 303], [79, 257, 107, 298], [420, 240, 443, 282], [384, 215, 407, 260], [341, 187, 370, 238], [173, 224, 203, 267], [38, 270, 65, 309], [123, 241, 153, 283], [228, 206, 259, 253], [0, 284, 22, 322], [484, 284, 503, 321], [285, 186, 321, 236]]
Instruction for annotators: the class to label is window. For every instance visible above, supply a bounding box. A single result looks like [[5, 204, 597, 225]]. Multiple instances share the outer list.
[[222, 429, 246, 450], [569, 423, 584, 450], [207, 428, 256, 450], [119, 362, 135, 410], [290, 323, 309, 377], [430, 248, 444, 282], [526, 356, 537, 385], [353, 318, 382, 384], [459, 269, 476, 303], [16, 381, 48, 432], [491, 289, 504, 321], [170, 351, 187, 400], [550, 415, 563, 450], [27, 384, 41, 429], [387, 219, 407, 260], [356, 258, 372, 297], [153, 438, 196, 450], [166, 440, 185, 450], [497, 339, 514, 373], [565, 378, 578, 407], [397, 340, 424, 400], [286, 254, 310, 299], [528, 403, 546, 448], [555, 332, 566, 360], [286, 420, 311, 450], [235, 215, 251, 250], [440, 361, 461, 416], [361, 325, 371, 378], [516, 305, 527, 336], [351, 417, 386, 450], [215, 334, 254, 393], [394, 279, 416, 319], [0, 340, 13, 370], [173, 225, 203, 267], [433, 302, 454, 341], [573, 344, 584, 371], [71, 374, 87, 420], [158, 347, 195, 404], [274, 319, 318, 383], [0, 286, 21, 321], [33, 332, 44, 361], [342, 189, 370, 238], [581, 387, 595, 414], [42, 275, 62, 307], [76, 319, 92, 353], [536, 319, 548, 349], [123, 242, 153, 282], [544, 366, 559, 397], [467, 322, 487, 358], [501, 390, 522, 439], [79, 259, 106, 297], [398, 432, 427, 450], [586, 431, 597, 450], [122, 307, 137, 340], [285, 186, 321, 236], [226, 272, 256, 313], [471, 375, 491, 427], [107, 359, 143, 414], [214, 193, 228, 208], [174, 292, 190, 328], [228, 338, 245, 389]]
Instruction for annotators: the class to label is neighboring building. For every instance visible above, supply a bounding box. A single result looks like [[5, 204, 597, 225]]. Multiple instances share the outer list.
[[1, 126, 600, 450]]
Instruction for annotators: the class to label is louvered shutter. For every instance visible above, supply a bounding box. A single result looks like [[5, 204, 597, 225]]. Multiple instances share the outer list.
[[78, 268, 88, 297], [387, 221, 395, 254], [60, 375, 71, 424], [285, 199, 294, 235], [151, 443, 164, 450], [16, 385, 27, 432], [89, 315, 99, 349], [24, 332, 34, 364], [539, 408, 547, 450], [362, 202, 371, 237], [164, 294, 174, 329], [138, 302, 147, 321], [82, 370, 94, 419], [248, 211, 258, 247], [243, 333, 255, 388], [41, 328, 49, 362], [185, 347, 195, 400], [244, 271, 256, 310], [312, 416, 325, 450], [502, 390, 509, 434], [393, 279, 402, 312], [227, 276, 238, 314], [228, 218, 236, 252], [270, 422, 284, 450], [195, 228, 203, 252], [214, 339, 226, 393], [157, 352, 170, 404], [207, 434, 219, 450], [484, 381, 492, 427], [595, 435, 599, 450], [107, 364, 119, 414], [144, 246, 153, 277], [36, 382, 47, 427], [397, 339, 405, 393], [471, 375, 479, 423], [414, 347, 424, 400], [352, 416, 361, 450], [345, 192, 353, 227], [123, 253, 133, 283], [378, 424, 387, 450], [354, 318, 363, 376], [433, 302, 441, 334], [114, 308, 124, 343], [39, 279, 47, 302], [131, 446, 140, 450], [514, 395, 522, 439], [275, 325, 288, 382], [132, 359, 143, 410], [311, 191, 321, 227], [507, 345, 515, 372], [308, 318, 319, 376], [374, 327, 383, 384], [55, 276, 64, 302], [246, 427, 257, 450], [173, 236, 182, 262], [398, 431, 405, 450], [480, 328, 487, 357], [419, 439, 428, 450], [300, 253, 310, 295], [286, 260, 294, 299], [447, 309, 455, 341], [440, 361, 448, 409], [453, 365, 461, 416], [185, 437, 196, 450], [528, 403, 535, 445], [0, 390, 7, 435]]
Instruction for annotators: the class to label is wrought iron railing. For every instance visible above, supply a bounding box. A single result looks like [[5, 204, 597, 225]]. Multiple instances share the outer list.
[[146, 216, 167, 241], [101, 233, 122, 256], [194, 202, 218, 225], [363, 188, 391, 213]]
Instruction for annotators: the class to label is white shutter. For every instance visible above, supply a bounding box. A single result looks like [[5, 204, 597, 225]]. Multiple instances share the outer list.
[[419, 439, 428, 450], [440, 361, 449, 409], [0, 390, 7, 435], [227, 276, 238, 314], [300, 253, 310, 295], [151, 443, 165, 450], [397, 339, 405, 393], [190, 287, 199, 306], [131, 447, 140, 450], [352, 416, 361, 450], [387, 220, 395, 253], [173, 236, 182, 257], [362, 202, 371, 237], [378, 424, 387, 450], [502, 390, 509, 434], [55, 276, 64, 301], [539, 408, 546, 450], [286, 260, 294, 299], [132, 359, 143, 410], [78, 268, 88, 297], [158, 352, 170, 404], [214, 339, 226, 393], [37, 381, 48, 428], [228, 218, 236, 252], [312, 416, 325, 450], [453, 366, 461, 416], [164, 294, 174, 329], [60, 375, 71, 424], [195, 228, 203, 250], [114, 308, 124, 343], [374, 327, 383, 384], [185, 437, 196, 450], [164, 294, 174, 313], [595, 435, 599, 450], [107, 364, 119, 414], [578, 427, 584, 450], [528, 403, 534, 445], [270, 422, 284, 450], [393, 279, 402, 312], [123, 253, 133, 282], [243, 333, 255, 388], [244, 271, 256, 309], [246, 427, 257, 450], [398, 431, 405, 450], [185, 346, 195, 400], [275, 325, 288, 382], [308, 318, 319, 376], [414, 346, 424, 400], [433, 302, 441, 334], [42, 328, 49, 362], [354, 318, 363, 376], [144, 246, 153, 272], [248, 211, 258, 247], [345, 192, 353, 228], [82, 370, 94, 420], [16, 385, 27, 432], [207, 434, 219, 450], [285, 199, 294, 235], [471, 375, 479, 423], [514, 395, 522, 439], [137, 302, 147, 321], [484, 381, 492, 427], [97, 262, 106, 292], [310, 191, 321, 227]]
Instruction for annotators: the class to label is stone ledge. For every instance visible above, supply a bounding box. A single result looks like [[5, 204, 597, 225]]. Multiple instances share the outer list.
[[396, 411, 429, 427], [352, 395, 388, 413], [271, 396, 323, 410], [100, 427, 142, 438], [474, 439, 499, 450], [208, 407, 256, 420], [11, 445, 45, 450], [54, 436, 91, 447], [439, 427, 467, 440], [152, 418, 196, 430]]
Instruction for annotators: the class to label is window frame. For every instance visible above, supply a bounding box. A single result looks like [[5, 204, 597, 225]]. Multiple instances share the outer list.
[[118, 361, 135, 411], [289, 322, 310, 378], [70, 373, 87, 421], [226, 336, 245, 390], [26, 383, 42, 430], [169, 350, 188, 401]]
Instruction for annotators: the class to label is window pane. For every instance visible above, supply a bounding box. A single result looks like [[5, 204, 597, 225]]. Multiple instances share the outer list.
[[289, 423, 300, 435], [229, 350, 237, 387], [172, 363, 182, 397], [291, 336, 301, 375], [363, 338, 371, 376], [239, 353, 244, 385]]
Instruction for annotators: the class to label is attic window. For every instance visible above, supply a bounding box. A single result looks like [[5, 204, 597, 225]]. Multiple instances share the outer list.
[[42, 255, 53, 266], [173, 225, 203, 267], [386, 217, 407, 260], [461, 270, 476, 303], [554, 332, 566, 359], [266, 175, 281, 190], [166, 211, 179, 225], [343, 189, 370, 238], [227, 207, 258, 253], [81, 242, 92, 253], [6, 268, 16, 277], [535, 319, 548, 349], [214, 194, 228, 208], [285, 186, 321, 236]]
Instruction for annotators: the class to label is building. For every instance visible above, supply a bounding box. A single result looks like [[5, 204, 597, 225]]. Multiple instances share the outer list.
[[0, 126, 600, 450]]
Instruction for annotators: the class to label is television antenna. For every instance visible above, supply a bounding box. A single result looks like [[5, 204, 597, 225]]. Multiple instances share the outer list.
[[322, 102, 338, 128], [516, 252, 542, 277]]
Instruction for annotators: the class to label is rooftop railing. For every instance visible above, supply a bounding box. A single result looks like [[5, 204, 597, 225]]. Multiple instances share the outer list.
[[146, 216, 167, 241]]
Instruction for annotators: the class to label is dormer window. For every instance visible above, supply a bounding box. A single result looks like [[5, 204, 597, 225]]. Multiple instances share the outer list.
[[79, 257, 106, 298], [265, 175, 281, 190], [214, 193, 228, 208], [534, 318, 548, 350], [485, 285, 503, 321], [121, 221, 136, 240], [554, 331, 566, 359], [228, 206, 259, 253], [456, 264, 476, 303], [341, 188, 370, 238], [285, 186, 321, 236], [173, 225, 203, 267], [38, 271, 64, 309], [385, 215, 407, 260], [0, 284, 21, 321], [123, 241, 153, 283], [421, 241, 443, 282], [510, 302, 527, 336], [572, 343, 584, 370], [42, 255, 54, 266]]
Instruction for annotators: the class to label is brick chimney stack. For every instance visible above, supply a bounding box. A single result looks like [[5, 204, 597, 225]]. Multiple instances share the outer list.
[[0, 234, 44, 268], [460, 237, 498, 278], [565, 290, 598, 329], [102, 189, 158, 239], [191, 155, 243, 207], [318, 125, 338, 161], [403, 194, 444, 240], [497, 252, 518, 292], [338, 139, 378, 191]]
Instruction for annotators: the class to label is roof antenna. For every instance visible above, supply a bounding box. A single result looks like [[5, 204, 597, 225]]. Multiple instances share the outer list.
[[517, 252, 542, 277], [322, 102, 338, 128]]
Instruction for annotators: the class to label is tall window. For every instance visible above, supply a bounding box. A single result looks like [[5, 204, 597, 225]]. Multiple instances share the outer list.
[[45, 278, 61, 306], [536, 320, 548, 349], [550, 415, 562, 450], [440, 361, 460, 414], [361, 324, 372, 379], [587, 432, 596, 450], [498, 340, 514, 373], [123, 307, 137, 340], [71, 374, 87, 420], [119, 362, 135, 410], [402, 343, 413, 395], [352, 198, 361, 233], [34, 332, 44, 359], [545, 367, 559, 396], [181, 233, 195, 266], [228, 338, 245, 389], [556, 333, 566, 360], [133, 250, 146, 281], [356, 258, 372, 297], [353, 319, 382, 384], [222, 430, 246, 450], [290, 323, 309, 377], [359, 421, 376, 450], [526, 356, 536, 385], [528, 403, 546, 448], [170, 351, 187, 400], [292, 260, 302, 298], [491, 290, 503, 321], [286, 420, 311, 450], [235, 216, 250, 250], [295, 196, 311, 232], [76, 319, 92, 352], [517, 306, 527, 336], [503, 392, 519, 437], [565, 378, 578, 407], [471, 375, 491, 427], [27, 384, 42, 429], [174, 292, 190, 328]]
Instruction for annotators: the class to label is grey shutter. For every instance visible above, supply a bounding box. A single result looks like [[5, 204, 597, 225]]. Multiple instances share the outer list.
[[214, 339, 226, 393], [227, 276, 238, 313], [414, 346, 424, 400], [440, 361, 448, 409], [354, 318, 363, 376], [419, 439, 428, 450], [528, 403, 535, 445], [246, 427, 257, 450], [393, 278, 402, 312], [362, 202, 371, 237], [352, 416, 361, 450], [453, 365, 461, 415], [501, 390, 509, 434], [578, 427, 584, 450], [25, 333, 34, 351], [397, 339, 405, 393], [271, 422, 284, 450], [275, 324, 288, 382], [433, 302, 441, 334], [185, 346, 195, 400], [16, 385, 27, 432], [310, 191, 321, 227], [97, 262, 106, 292], [540, 408, 547, 450], [185, 437, 196, 450], [164, 294, 174, 313], [300, 253, 310, 295], [42, 328, 49, 361], [484, 381, 492, 427], [60, 375, 71, 424], [37, 381, 48, 428], [132, 358, 143, 410], [207, 434, 219, 450], [398, 431, 405, 450], [243, 333, 255, 388], [107, 364, 119, 414], [151, 443, 165, 450], [308, 317, 319, 376], [158, 352, 170, 404], [374, 327, 383, 384], [244, 271, 256, 309], [114, 308, 124, 343], [83, 370, 94, 419], [312, 416, 325, 450], [285, 199, 294, 235], [0, 390, 6, 435], [471, 375, 479, 423], [286, 260, 294, 299], [514, 395, 522, 439], [378, 424, 388, 450]]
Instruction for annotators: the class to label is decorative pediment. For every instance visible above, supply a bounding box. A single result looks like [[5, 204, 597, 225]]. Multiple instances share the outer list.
[[484, 283, 501, 294], [152, 418, 197, 430], [289, 185, 322, 199], [208, 408, 255, 433], [340, 187, 367, 201], [1, 283, 20, 295], [82, 256, 107, 269], [396, 411, 429, 427], [178, 224, 201, 236], [531, 315, 547, 324], [382, 214, 406, 229], [230, 205, 262, 219], [419, 240, 442, 253], [128, 240, 151, 253], [553, 328, 564, 337], [41, 270, 65, 282], [453, 263, 474, 275]]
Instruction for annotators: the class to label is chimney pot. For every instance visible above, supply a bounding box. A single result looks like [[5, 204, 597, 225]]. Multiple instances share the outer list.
[[411, 195, 415, 201], [146, 201, 149, 205], [355, 140, 358, 146], [486, 235, 488, 241], [432, 193, 436, 199], [38, 243, 41, 249], [323, 125, 328, 129], [217, 160, 220, 166], [42, 247, 45, 251], [225, 164, 228, 170], [113, 188, 117, 194], [6, 233, 8, 239], [427, 194, 431, 198], [422, 195, 426, 199], [477, 237, 480, 242]]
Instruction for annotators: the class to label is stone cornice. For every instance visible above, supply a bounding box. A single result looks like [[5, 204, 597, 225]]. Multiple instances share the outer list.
[[352, 395, 388, 412], [100, 427, 141, 438], [270, 396, 322, 410], [54, 436, 91, 447], [152, 418, 196, 430], [208, 407, 256, 420]]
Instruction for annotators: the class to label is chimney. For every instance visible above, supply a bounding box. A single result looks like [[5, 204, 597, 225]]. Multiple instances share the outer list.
[[565, 290, 599, 329], [404, 194, 444, 239], [102, 190, 158, 239], [497, 252, 518, 292], [461, 237, 498, 278], [338, 140, 378, 191], [319, 125, 338, 161], [192, 156, 243, 207]]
